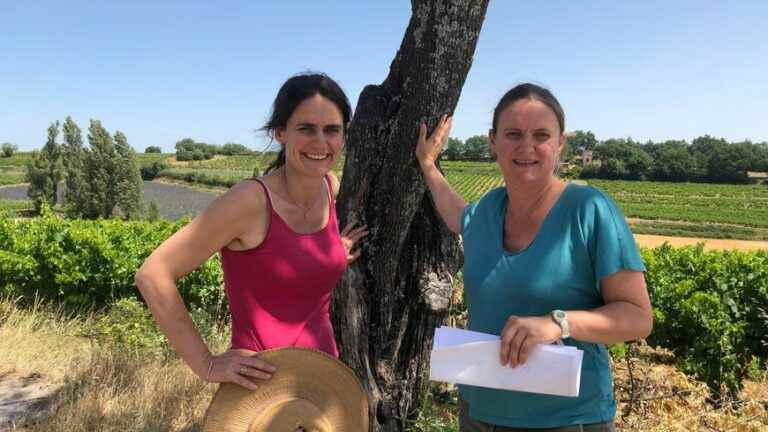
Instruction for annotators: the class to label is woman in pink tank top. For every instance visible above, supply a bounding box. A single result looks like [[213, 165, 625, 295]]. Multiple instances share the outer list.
[[135, 73, 367, 391]]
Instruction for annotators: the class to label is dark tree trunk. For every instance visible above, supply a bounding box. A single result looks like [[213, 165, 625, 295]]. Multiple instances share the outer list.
[[331, 1, 489, 430]]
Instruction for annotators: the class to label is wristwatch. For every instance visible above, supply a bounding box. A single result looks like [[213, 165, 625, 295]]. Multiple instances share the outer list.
[[551, 309, 570, 339]]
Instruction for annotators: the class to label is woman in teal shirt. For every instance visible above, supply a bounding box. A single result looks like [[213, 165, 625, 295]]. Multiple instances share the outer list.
[[416, 83, 653, 431]]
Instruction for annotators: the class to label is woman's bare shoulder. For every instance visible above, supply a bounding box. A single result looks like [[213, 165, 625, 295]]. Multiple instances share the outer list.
[[201, 179, 268, 227], [327, 171, 340, 197]]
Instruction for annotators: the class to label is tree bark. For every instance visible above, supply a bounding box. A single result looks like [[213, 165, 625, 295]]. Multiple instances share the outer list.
[[331, 1, 489, 430]]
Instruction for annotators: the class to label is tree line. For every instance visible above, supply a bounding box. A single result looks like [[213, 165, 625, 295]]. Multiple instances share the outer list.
[[173, 138, 253, 161], [26, 117, 145, 219], [569, 130, 768, 183], [440, 130, 768, 184]]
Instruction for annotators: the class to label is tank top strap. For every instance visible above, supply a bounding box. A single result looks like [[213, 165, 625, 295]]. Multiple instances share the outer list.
[[252, 178, 274, 214], [323, 175, 334, 205]]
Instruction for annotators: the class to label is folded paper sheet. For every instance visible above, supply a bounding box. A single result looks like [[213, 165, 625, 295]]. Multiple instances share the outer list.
[[429, 326, 584, 397]]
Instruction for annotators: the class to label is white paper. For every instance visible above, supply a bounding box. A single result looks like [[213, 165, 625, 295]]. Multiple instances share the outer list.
[[429, 326, 583, 397]]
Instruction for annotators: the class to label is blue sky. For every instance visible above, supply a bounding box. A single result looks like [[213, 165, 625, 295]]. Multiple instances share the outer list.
[[2, 1, 767, 152]]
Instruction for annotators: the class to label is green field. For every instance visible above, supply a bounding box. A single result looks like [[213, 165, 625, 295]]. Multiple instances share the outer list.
[[0, 152, 172, 186], [0, 153, 32, 185], [0, 199, 32, 214], [3, 153, 767, 241]]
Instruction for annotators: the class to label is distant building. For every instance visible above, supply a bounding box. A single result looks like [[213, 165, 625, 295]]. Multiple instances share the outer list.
[[747, 171, 768, 184], [581, 149, 594, 166]]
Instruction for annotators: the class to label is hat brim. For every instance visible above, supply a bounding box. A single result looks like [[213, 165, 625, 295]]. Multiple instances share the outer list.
[[202, 347, 368, 432]]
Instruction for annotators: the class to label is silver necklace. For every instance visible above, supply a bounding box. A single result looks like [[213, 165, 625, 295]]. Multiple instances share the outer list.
[[282, 169, 322, 221]]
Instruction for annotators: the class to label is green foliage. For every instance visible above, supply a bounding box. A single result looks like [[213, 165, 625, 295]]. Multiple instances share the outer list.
[[629, 219, 768, 241], [0, 154, 28, 185], [140, 159, 169, 180], [159, 168, 250, 188], [442, 161, 504, 203], [84, 120, 118, 218], [648, 140, 699, 182], [175, 138, 216, 161], [608, 342, 628, 360], [113, 131, 144, 219], [1, 142, 18, 158], [408, 396, 458, 432], [92, 297, 225, 359], [0, 213, 224, 314], [463, 135, 491, 161], [95, 297, 170, 357], [144, 146, 162, 154], [567, 130, 598, 151], [145, 201, 160, 221], [589, 179, 768, 229], [577, 134, 768, 184], [643, 245, 768, 399], [219, 142, 252, 156], [443, 137, 464, 161], [592, 138, 652, 180], [26, 122, 63, 213], [708, 143, 751, 184], [0, 199, 32, 216], [61, 116, 90, 218]]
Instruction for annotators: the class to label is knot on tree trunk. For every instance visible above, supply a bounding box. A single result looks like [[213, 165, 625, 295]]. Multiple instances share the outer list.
[[421, 271, 453, 312]]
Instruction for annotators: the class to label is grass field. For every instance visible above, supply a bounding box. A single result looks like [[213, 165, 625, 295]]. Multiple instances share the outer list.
[[2, 296, 766, 431], [0, 199, 32, 215], [3, 153, 768, 242], [0, 153, 31, 185]]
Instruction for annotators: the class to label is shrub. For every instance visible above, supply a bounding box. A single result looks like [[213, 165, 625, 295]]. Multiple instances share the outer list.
[[643, 244, 768, 400], [140, 160, 169, 180], [0, 213, 224, 315], [1, 142, 18, 158], [95, 297, 170, 357]]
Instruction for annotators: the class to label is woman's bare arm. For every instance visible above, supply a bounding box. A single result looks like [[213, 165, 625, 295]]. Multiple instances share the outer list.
[[415, 115, 467, 234], [134, 181, 274, 388]]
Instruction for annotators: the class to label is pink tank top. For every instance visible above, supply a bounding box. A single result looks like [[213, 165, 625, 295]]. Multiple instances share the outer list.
[[220, 176, 347, 357]]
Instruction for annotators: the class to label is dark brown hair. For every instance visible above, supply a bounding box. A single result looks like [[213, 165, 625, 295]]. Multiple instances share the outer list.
[[491, 83, 565, 133], [262, 72, 352, 174]]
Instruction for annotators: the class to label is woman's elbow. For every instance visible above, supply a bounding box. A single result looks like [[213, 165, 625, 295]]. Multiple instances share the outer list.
[[637, 308, 654, 340], [134, 266, 153, 296], [134, 262, 166, 297]]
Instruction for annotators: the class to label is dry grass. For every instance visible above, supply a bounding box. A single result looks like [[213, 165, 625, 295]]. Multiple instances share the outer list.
[[614, 344, 768, 431], [0, 298, 92, 382], [0, 298, 228, 431], [2, 299, 766, 431]]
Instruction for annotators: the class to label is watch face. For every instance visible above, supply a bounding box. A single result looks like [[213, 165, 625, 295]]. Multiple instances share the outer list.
[[554, 310, 566, 320]]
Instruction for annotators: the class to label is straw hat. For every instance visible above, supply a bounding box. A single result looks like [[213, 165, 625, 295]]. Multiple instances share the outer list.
[[202, 347, 368, 432]]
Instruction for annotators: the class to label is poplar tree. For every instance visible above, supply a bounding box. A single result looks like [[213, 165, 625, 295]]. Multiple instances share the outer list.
[[84, 120, 117, 218], [26, 121, 62, 213], [113, 131, 143, 219], [61, 116, 89, 217]]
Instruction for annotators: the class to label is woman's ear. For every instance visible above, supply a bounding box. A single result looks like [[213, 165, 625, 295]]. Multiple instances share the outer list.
[[274, 127, 286, 145], [559, 132, 567, 152], [488, 129, 497, 157]]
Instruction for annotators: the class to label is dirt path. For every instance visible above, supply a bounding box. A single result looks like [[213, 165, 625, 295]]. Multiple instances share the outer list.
[[634, 234, 768, 251], [0, 372, 59, 431]]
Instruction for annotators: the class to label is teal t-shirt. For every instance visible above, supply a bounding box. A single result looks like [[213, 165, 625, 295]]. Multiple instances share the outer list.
[[459, 182, 645, 429]]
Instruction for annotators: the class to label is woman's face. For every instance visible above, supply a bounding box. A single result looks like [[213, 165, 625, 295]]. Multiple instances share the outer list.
[[275, 94, 344, 178], [490, 98, 565, 187]]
